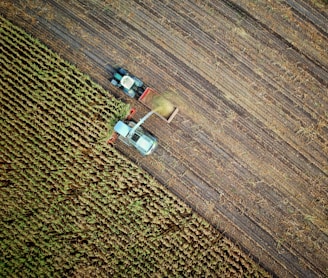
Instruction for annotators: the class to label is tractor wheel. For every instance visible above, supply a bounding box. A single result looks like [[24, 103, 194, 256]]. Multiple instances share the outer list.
[[134, 77, 143, 87], [110, 79, 119, 86], [113, 72, 123, 81], [118, 68, 127, 75], [136, 87, 144, 98], [125, 89, 136, 98]]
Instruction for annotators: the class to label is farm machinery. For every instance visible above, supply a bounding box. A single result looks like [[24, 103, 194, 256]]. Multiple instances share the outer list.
[[106, 64, 178, 155]]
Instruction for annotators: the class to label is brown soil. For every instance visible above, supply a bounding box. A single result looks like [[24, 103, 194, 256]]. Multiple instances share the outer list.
[[2, 0, 327, 277]]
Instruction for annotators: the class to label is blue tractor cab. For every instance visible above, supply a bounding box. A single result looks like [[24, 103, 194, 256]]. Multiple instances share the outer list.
[[106, 65, 145, 98]]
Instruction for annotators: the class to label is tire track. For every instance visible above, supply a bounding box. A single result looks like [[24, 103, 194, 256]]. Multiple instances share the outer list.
[[220, 0, 328, 85], [285, 0, 328, 36]]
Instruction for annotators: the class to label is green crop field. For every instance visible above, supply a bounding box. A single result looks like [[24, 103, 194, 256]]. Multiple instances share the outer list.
[[0, 16, 270, 277]]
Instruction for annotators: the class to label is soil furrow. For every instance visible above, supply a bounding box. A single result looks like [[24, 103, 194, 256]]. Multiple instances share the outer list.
[[285, 0, 328, 36]]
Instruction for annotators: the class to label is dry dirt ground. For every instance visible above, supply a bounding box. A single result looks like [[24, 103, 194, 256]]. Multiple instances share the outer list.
[[1, 0, 327, 277]]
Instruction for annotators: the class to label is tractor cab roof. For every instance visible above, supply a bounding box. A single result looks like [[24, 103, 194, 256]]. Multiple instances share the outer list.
[[120, 75, 134, 90]]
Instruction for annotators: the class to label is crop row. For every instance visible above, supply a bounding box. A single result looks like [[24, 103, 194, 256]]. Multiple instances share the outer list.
[[0, 23, 129, 137], [1, 134, 268, 276], [0, 15, 270, 277], [0, 53, 126, 138]]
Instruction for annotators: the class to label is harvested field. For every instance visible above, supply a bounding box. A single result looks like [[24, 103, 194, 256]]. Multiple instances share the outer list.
[[1, 0, 328, 277], [0, 16, 270, 277]]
